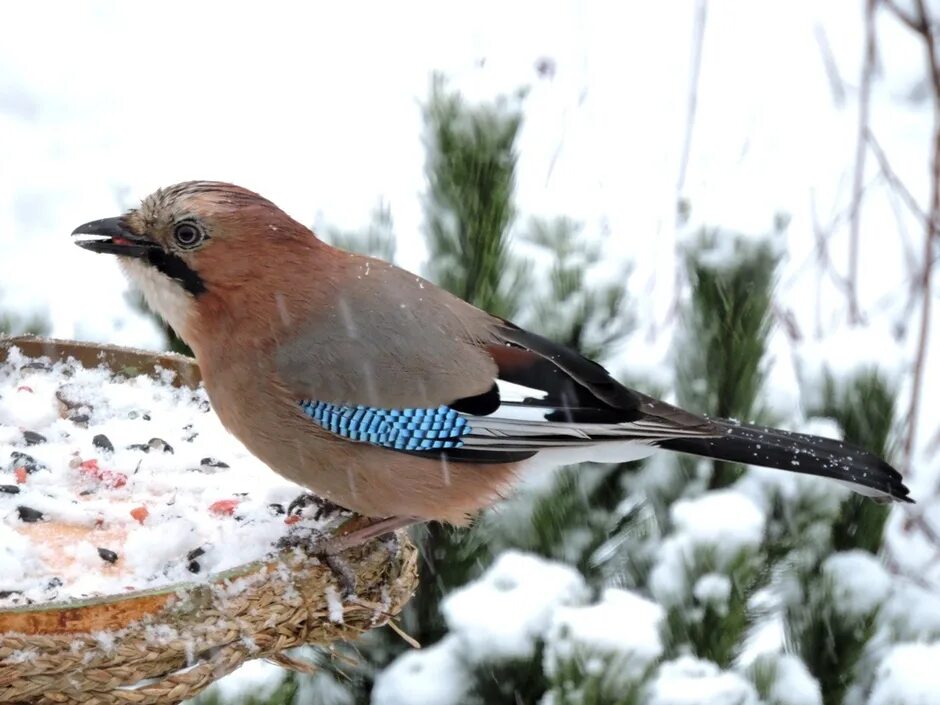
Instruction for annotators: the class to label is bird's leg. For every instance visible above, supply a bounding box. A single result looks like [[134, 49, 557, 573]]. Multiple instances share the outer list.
[[325, 515, 421, 554], [275, 526, 358, 595], [275, 515, 420, 596]]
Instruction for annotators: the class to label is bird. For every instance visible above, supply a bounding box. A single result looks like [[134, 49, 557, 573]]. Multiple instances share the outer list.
[[71, 181, 912, 543]]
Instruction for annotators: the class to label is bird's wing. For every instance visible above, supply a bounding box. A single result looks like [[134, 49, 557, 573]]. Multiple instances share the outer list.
[[283, 308, 722, 463]]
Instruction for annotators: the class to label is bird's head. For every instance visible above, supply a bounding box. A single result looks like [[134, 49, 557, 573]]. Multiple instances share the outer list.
[[72, 181, 314, 341]]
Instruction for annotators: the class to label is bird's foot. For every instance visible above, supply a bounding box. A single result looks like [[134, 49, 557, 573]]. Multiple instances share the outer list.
[[275, 526, 357, 595], [275, 515, 418, 596]]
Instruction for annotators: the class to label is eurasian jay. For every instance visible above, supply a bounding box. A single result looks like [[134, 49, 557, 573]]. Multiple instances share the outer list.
[[71, 181, 912, 540]]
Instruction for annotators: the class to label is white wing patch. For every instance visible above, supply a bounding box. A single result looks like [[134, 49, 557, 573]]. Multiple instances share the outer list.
[[457, 378, 722, 455], [495, 379, 549, 403]]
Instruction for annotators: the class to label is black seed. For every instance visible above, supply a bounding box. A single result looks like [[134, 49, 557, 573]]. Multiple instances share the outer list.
[[129, 439, 175, 454], [142, 413, 151, 421], [128, 410, 139, 419], [55, 388, 83, 410], [0, 590, 23, 599], [22, 431, 46, 446], [0, 485, 20, 494], [187, 560, 201, 573], [186, 546, 206, 561], [10, 451, 46, 474], [16, 506, 44, 522], [183, 432, 199, 442], [69, 413, 90, 425], [97, 547, 118, 564], [268, 503, 285, 515], [79, 489, 95, 496], [200, 457, 229, 469], [23, 361, 50, 370], [148, 438, 173, 454], [198, 400, 211, 412], [288, 493, 332, 516], [92, 434, 114, 453], [46, 577, 63, 589]]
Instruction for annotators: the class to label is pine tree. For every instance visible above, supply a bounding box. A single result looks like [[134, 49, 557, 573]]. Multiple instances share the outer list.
[[423, 73, 527, 319], [780, 368, 897, 705], [674, 228, 781, 490]]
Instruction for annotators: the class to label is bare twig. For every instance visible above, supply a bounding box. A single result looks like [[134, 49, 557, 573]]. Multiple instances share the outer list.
[[866, 129, 933, 230], [902, 0, 940, 473], [883, 0, 923, 32], [664, 0, 709, 336], [848, 0, 879, 325], [927, 424, 940, 455], [676, 0, 708, 198], [772, 304, 802, 342], [814, 24, 846, 106], [809, 192, 852, 293], [916, 0, 940, 93], [866, 130, 922, 310]]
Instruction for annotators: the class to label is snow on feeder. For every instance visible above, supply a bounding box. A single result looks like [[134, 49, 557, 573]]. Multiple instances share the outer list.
[[0, 336, 418, 705]]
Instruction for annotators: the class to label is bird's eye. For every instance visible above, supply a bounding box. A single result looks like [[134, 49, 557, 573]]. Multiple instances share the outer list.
[[173, 222, 205, 249]]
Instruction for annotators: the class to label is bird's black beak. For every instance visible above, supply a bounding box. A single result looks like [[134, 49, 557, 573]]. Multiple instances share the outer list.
[[71, 217, 158, 258]]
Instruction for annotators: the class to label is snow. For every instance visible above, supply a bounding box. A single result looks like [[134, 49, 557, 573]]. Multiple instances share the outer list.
[[545, 587, 664, 683], [371, 636, 468, 705], [650, 491, 765, 604], [671, 491, 766, 553], [441, 550, 589, 662], [879, 581, 940, 641], [294, 670, 355, 705], [680, 228, 785, 275], [648, 657, 760, 705], [325, 584, 345, 623], [869, 642, 940, 705], [0, 345, 326, 606], [694, 573, 733, 612], [794, 320, 908, 414], [821, 550, 892, 618], [209, 658, 286, 703], [767, 654, 822, 705]]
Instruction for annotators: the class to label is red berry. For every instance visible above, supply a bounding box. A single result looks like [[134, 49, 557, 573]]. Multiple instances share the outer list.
[[103, 471, 127, 489], [130, 506, 149, 524], [209, 499, 240, 516]]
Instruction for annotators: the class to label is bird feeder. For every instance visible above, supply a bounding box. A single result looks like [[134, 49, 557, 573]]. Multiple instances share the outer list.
[[0, 337, 418, 705]]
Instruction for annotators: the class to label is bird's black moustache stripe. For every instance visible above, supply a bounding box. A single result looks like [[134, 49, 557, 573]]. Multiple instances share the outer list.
[[146, 249, 206, 296]]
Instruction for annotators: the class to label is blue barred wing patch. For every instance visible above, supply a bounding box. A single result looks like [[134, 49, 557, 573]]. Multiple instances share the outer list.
[[299, 400, 471, 451]]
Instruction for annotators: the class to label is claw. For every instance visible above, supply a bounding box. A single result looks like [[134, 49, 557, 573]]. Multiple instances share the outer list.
[[275, 515, 421, 596]]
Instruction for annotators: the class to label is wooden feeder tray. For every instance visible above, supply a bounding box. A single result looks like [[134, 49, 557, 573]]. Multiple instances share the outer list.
[[0, 337, 419, 705]]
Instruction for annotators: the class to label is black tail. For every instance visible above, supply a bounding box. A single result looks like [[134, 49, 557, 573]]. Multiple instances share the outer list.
[[656, 420, 913, 503]]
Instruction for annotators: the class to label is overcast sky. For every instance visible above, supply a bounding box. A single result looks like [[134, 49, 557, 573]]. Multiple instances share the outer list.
[[1, 1, 933, 413]]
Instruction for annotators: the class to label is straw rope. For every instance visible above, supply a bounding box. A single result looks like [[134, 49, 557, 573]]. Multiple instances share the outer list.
[[0, 534, 419, 705]]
